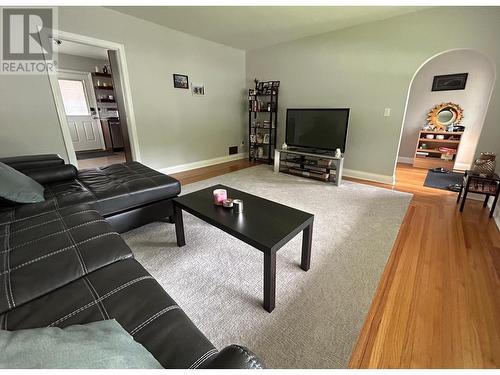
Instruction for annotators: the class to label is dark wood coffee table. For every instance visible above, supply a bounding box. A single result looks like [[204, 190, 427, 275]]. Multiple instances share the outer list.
[[172, 184, 314, 312]]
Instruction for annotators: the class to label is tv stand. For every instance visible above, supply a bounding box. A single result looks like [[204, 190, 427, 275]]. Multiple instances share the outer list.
[[274, 148, 344, 186], [287, 147, 335, 156]]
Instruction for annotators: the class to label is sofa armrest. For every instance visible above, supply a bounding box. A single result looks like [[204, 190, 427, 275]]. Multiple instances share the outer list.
[[200, 345, 264, 369], [24, 164, 78, 184], [0, 154, 65, 172]]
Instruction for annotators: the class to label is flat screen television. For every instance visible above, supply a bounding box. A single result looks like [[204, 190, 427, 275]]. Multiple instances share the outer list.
[[285, 108, 350, 152]]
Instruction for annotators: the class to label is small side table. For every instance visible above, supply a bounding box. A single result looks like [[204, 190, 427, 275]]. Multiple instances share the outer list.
[[456, 170, 500, 218]]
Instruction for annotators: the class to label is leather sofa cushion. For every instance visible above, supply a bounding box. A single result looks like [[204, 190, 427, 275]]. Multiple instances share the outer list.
[[0, 258, 217, 369], [0, 154, 65, 172], [0, 202, 132, 314], [44, 162, 181, 216], [25, 164, 78, 185]]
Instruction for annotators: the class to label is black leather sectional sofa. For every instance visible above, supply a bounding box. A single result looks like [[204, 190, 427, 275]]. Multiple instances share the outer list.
[[0, 154, 263, 369]]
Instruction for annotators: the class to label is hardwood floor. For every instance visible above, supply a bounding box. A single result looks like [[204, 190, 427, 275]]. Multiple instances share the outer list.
[[171, 158, 258, 185], [171, 160, 500, 368], [77, 151, 126, 169], [348, 164, 500, 368]]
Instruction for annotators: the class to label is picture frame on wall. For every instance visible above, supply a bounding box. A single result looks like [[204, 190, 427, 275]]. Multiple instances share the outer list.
[[173, 74, 189, 89], [191, 83, 206, 96], [431, 73, 468, 91]]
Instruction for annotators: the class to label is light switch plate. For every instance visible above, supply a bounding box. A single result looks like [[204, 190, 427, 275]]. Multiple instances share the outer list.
[[384, 108, 391, 117]]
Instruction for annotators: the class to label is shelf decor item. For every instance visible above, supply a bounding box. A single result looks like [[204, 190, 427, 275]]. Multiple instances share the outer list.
[[233, 199, 244, 213], [222, 198, 234, 208], [213, 189, 227, 205], [173, 74, 189, 89], [426, 102, 464, 131], [471, 152, 496, 177], [248, 79, 280, 164]]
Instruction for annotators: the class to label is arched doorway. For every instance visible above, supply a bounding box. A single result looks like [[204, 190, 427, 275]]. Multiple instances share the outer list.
[[396, 49, 496, 177]]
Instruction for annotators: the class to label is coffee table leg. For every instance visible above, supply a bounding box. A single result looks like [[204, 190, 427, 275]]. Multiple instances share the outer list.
[[174, 204, 185, 247], [301, 223, 313, 271], [263, 252, 276, 313]]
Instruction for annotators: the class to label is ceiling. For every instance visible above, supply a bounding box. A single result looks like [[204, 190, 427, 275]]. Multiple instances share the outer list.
[[109, 6, 426, 50], [54, 39, 109, 60]]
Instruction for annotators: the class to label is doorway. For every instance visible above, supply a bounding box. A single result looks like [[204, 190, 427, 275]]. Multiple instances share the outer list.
[[396, 49, 496, 180], [57, 70, 104, 152], [45, 31, 140, 169]]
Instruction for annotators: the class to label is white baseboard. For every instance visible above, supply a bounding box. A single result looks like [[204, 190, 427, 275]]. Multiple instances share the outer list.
[[158, 152, 246, 175], [343, 168, 395, 185], [466, 193, 484, 201], [453, 162, 470, 171], [487, 198, 500, 230], [397, 156, 413, 164]]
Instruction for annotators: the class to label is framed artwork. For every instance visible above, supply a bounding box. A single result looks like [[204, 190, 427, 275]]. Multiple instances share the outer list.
[[255, 80, 280, 95], [432, 73, 468, 91], [191, 83, 205, 96], [173, 74, 189, 89]]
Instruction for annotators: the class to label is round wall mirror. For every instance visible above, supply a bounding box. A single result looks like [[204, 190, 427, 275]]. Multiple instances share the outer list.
[[427, 102, 464, 131], [437, 109, 456, 125]]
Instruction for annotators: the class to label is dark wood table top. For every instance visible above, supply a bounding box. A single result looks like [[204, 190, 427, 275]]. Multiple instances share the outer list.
[[465, 170, 500, 182], [173, 184, 314, 253]]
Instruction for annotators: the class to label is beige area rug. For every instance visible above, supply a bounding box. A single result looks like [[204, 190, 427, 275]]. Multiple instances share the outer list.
[[122, 165, 412, 368]]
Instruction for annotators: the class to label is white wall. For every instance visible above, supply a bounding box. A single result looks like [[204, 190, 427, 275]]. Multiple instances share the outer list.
[[58, 53, 109, 74], [246, 7, 500, 181], [57, 7, 247, 170], [398, 49, 495, 169], [0, 75, 69, 161], [0, 6, 247, 170]]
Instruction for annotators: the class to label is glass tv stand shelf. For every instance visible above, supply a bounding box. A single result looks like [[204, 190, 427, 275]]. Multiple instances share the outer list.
[[274, 148, 344, 186]]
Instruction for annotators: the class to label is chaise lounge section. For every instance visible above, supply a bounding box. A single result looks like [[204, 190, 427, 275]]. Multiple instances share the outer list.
[[0, 154, 181, 233]]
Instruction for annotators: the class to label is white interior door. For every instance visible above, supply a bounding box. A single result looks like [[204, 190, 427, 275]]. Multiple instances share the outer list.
[[57, 73, 104, 152]]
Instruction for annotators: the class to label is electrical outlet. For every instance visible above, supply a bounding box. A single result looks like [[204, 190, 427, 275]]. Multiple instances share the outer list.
[[384, 108, 391, 117]]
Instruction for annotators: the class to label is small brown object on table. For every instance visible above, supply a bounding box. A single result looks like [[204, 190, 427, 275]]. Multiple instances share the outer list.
[[456, 170, 500, 218]]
